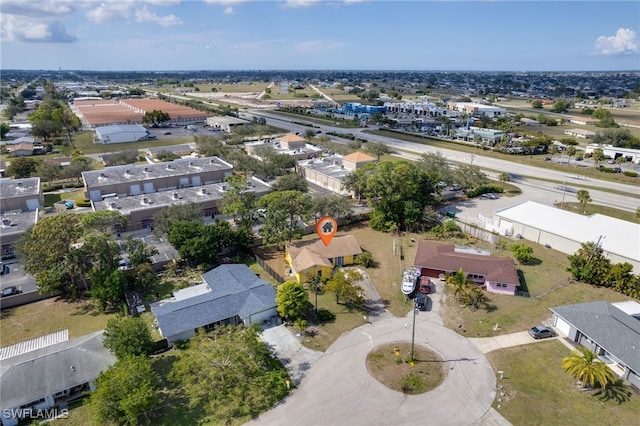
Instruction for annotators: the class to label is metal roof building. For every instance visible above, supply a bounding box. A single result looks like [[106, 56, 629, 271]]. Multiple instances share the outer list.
[[493, 201, 640, 273]]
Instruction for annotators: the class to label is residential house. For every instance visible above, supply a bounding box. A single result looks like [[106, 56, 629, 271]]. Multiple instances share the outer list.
[[0, 330, 116, 426], [6, 142, 34, 157], [550, 301, 640, 389], [413, 241, 520, 295], [150, 264, 278, 346], [285, 235, 363, 283]]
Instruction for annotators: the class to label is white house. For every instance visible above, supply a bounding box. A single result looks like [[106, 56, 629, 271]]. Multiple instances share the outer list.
[[150, 264, 278, 345], [95, 124, 149, 144]]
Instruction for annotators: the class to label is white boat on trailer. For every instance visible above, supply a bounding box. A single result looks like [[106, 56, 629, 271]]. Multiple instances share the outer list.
[[401, 269, 419, 295]]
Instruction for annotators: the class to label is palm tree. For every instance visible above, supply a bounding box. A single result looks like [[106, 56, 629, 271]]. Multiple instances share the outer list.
[[446, 268, 471, 302], [562, 347, 615, 389], [498, 172, 510, 183], [576, 189, 592, 215], [566, 145, 576, 166]]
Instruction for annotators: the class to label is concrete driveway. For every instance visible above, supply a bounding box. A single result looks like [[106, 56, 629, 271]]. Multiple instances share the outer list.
[[253, 277, 510, 425]]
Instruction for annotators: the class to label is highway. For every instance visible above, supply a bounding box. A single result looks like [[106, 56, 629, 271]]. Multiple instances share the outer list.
[[247, 110, 639, 213]]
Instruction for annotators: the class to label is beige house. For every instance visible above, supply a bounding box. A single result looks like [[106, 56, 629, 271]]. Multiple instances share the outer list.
[[298, 151, 375, 196], [564, 128, 596, 139], [285, 235, 363, 283]]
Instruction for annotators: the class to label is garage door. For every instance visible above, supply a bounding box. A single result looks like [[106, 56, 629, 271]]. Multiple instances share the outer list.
[[89, 190, 102, 202], [192, 176, 201, 186], [130, 184, 141, 195], [143, 182, 154, 194], [26, 198, 40, 211], [554, 316, 571, 336], [179, 177, 189, 188]]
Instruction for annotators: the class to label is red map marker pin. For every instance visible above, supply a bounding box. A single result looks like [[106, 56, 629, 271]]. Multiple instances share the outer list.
[[316, 216, 338, 247]]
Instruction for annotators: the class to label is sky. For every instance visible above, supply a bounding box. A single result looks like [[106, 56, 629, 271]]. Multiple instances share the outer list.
[[1, 0, 639, 72]]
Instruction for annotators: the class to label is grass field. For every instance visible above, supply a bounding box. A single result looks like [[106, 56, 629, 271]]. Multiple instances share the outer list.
[[440, 237, 632, 338], [487, 340, 640, 426], [70, 131, 193, 155], [0, 297, 115, 347]]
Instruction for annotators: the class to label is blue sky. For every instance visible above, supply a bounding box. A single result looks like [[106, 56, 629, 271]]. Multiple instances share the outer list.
[[1, 1, 639, 71]]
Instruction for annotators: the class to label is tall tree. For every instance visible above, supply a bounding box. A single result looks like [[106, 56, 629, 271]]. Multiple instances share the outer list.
[[591, 148, 605, 169], [576, 189, 592, 215], [257, 190, 311, 247], [153, 202, 203, 238], [271, 173, 309, 192], [565, 145, 577, 166], [365, 141, 391, 161], [81, 210, 127, 234], [125, 235, 159, 267], [103, 315, 154, 359], [222, 175, 256, 229], [567, 241, 612, 285], [276, 280, 309, 322], [6, 157, 37, 178], [562, 347, 615, 389], [17, 213, 83, 295], [446, 268, 472, 302], [169, 326, 290, 425], [90, 356, 160, 426]]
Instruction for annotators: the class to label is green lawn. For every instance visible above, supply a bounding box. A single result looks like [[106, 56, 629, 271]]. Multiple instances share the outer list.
[[70, 131, 193, 155], [441, 238, 633, 337], [0, 297, 115, 347], [487, 340, 640, 426]]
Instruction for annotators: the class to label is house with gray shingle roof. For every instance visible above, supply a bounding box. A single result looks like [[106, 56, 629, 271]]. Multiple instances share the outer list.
[[0, 331, 115, 426], [550, 301, 640, 390], [150, 264, 278, 345]]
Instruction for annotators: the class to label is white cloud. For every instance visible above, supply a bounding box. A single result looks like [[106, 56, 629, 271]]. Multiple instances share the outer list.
[[86, 1, 136, 24], [204, 0, 248, 5], [0, 0, 77, 17], [294, 39, 343, 52], [135, 5, 183, 26], [1, 14, 76, 43], [594, 28, 640, 56], [223, 6, 236, 15], [283, 0, 323, 8]]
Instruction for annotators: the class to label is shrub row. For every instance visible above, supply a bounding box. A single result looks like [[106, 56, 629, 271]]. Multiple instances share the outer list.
[[466, 185, 504, 198]]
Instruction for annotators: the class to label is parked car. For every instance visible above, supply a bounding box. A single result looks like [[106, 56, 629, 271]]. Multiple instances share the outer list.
[[481, 193, 497, 199], [1, 286, 22, 297], [163, 132, 172, 135], [448, 184, 462, 191], [528, 325, 555, 339], [418, 277, 431, 294], [415, 293, 428, 311]]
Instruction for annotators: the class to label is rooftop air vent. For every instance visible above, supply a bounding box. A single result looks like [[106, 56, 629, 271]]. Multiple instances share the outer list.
[[189, 161, 194, 167], [200, 187, 207, 195], [142, 197, 149, 205], [1, 218, 12, 228], [109, 201, 117, 209], [166, 164, 172, 170], [221, 184, 227, 191], [173, 192, 179, 200], [143, 167, 149, 173], [125, 169, 131, 175]]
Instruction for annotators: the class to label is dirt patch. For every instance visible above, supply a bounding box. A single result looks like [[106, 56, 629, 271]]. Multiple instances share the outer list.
[[366, 342, 446, 395]]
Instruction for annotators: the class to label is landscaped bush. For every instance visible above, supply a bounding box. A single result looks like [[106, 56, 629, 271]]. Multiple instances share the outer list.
[[76, 199, 92, 207], [316, 308, 336, 323], [466, 185, 504, 198], [623, 171, 638, 177]]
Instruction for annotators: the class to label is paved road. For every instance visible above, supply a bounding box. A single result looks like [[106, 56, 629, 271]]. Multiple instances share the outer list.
[[253, 279, 510, 426]]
